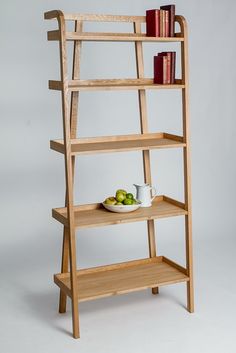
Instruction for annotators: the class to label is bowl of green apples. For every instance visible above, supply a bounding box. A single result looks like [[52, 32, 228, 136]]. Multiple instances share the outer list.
[[102, 189, 141, 213]]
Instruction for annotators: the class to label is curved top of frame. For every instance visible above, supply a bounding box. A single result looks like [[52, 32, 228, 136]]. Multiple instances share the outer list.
[[175, 15, 187, 36], [44, 10, 64, 20]]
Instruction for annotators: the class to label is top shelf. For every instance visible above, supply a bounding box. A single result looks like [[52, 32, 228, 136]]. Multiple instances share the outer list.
[[47, 31, 184, 42]]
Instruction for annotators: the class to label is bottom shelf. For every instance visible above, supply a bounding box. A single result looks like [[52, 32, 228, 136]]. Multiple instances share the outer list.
[[54, 256, 189, 302]]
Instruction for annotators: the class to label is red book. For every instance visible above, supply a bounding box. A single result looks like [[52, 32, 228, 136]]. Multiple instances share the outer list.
[[154, 55, 168, 84], [160, 4, 175, 37], [158, 52, 176, 83], [146, 9, 160, 37], [158, 52, 171, 84]]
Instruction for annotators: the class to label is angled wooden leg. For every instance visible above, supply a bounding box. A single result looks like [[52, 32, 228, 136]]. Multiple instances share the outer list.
[[59, 227, 69, 313], [179, 15, 194, 312], [185, 215, 194, 312], [147, 219, 158, 295], [68, 225, 80, 338], [134, 22, 158, 295], [56, 13, 80, 337], [59, 19, 83, 314]]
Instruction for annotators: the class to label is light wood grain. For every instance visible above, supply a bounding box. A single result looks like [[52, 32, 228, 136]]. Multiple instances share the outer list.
[[49, 78, 185, 91], [47, 30, 184, 42], [52, 195, 187, 229], [50, 132, 185, 155], [54, 256, 189, 302], [63, 14, 146, 22], [44, 11, 145, 23]]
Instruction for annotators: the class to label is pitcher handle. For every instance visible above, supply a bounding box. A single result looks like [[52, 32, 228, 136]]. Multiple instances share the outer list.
[[150, 186, 157, 202]]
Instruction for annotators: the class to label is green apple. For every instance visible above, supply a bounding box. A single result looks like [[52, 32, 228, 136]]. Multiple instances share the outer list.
[[116, 189, 127, 196], [116, 191, 126, 202], [104, 197, 116, 205], [116, 202, 123, 205], [123, 198, 134, 205], [126, 193, 134, 200]]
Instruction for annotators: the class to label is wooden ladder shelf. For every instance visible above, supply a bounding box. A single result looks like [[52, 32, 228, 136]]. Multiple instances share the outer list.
[[45, 10, 194, 339]]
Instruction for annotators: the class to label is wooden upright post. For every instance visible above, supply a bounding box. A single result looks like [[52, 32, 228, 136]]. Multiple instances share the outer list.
[[57, 12, 80, 338], [134, 21, 158, 295], [59, 20, 83, 315], [177, 15, 194, 312]]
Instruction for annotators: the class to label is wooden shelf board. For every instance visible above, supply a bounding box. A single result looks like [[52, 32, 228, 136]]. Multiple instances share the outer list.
[[52, 195, 187, 229], [54, 256, 189, 302], [50, 132, 186, 155], [49, 78, 185, 91], [47, 30, 184, 42]]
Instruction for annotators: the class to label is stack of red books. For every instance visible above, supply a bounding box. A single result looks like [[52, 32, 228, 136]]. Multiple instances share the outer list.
[[146, 5, 175, 37], [154, 52, 176, 84]]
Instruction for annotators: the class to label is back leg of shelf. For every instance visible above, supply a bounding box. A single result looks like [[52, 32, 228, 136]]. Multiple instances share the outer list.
[[59, 19, 83, 316], [185, 214, 194, 312], [187, 281, 194, 313], [59, 227, 69, 313], [134, 21, 159, 295]]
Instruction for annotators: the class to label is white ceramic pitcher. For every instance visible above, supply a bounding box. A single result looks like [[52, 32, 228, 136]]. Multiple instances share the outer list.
[[133, 183, 157, 207]]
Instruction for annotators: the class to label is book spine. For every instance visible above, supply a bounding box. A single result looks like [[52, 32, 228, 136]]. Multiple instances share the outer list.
[[165, 10, 169, 37], [166, 52, 171, 84], [163, 10, 166, 37], [169, 6, 175, 37], [160, 10, 164, 37], [156, 10, 160, 37], [171, 52, 176, 84], [146, 10, 160, 37], [154, 56, 164, 84], [163, 56, 168, 84]]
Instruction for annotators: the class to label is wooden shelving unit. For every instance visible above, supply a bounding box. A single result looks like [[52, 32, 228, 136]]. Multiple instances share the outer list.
[[45, 10, 194, 339]]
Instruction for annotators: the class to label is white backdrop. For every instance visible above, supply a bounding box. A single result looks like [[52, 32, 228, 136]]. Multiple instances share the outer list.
[[1, 0, 236, 352]]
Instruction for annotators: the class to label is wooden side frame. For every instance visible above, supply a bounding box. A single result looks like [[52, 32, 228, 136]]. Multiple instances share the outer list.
[[177, 15, 194, 313], [59, 20, 83, 317], [46, 11, 81, 338]]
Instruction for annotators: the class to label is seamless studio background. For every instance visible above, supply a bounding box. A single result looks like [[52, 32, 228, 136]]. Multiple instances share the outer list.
[[0, 0, 236, 352]]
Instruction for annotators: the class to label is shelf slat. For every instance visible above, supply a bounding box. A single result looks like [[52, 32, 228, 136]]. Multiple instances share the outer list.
[[47, 30, 184, 42], [54, 256, 189, 302], [52, 195, 187, 229], [50, 132, 186, 155], [49, 78, 185, 91]]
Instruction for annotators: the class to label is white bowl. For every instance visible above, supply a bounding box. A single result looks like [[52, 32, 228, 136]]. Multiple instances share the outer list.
[[102, 201, 141, 213]]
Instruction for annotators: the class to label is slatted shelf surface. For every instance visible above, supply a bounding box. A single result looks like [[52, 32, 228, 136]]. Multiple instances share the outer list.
[[52, 195, 187, 229], [54, 256, 189, 302]]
